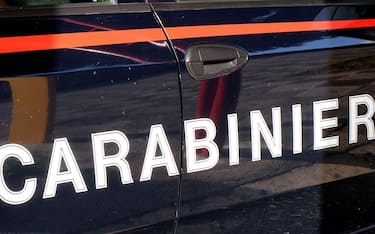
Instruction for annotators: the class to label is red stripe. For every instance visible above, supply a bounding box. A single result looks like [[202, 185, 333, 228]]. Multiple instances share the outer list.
[[1, 19, 375, 54], [167, 19, 375, 39], [0, 28, 165, 54]]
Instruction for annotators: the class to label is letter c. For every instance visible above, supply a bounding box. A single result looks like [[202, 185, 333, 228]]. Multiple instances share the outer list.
[[0, 144, 37, 205]]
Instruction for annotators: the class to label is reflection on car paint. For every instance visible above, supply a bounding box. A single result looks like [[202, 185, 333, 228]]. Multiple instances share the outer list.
[[0, 2, 375, 233]]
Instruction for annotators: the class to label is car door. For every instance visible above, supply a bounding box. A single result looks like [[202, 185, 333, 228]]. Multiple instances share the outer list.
[[151, 1, 375, 233], [0, 1, 181, 233]]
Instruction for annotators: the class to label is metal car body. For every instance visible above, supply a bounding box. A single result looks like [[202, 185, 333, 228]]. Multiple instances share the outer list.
[[0, 0, 374, 233]]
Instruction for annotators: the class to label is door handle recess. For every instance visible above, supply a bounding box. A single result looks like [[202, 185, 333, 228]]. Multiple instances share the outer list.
[[185, 44, 248, 80]]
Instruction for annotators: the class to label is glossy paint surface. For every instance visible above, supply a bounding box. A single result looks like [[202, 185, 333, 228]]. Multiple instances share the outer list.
[[0, 9, 180, 233], [1, 1, 375, 233], [154, 4, 375, 233]]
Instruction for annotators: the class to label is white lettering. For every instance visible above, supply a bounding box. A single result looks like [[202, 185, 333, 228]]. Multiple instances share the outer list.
[[185, 118, 219, 173], [228, 113, 239, 166], [140, 125, 179, 182], [292, 104, 303, 154], [43, 138, 87, 199], [349, 94, 375, 144], [313, 99, 339, 150], [250, 107, 282, 161], [92, 130, 133, 189], [0, 144, 37, 205]]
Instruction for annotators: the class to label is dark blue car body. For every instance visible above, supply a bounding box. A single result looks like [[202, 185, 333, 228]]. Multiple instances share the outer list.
[[0, 1, 375, 233]]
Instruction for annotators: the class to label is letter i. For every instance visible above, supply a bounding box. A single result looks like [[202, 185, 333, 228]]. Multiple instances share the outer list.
[[292, 104, 302, 154], [228, 113, 239, 166]]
